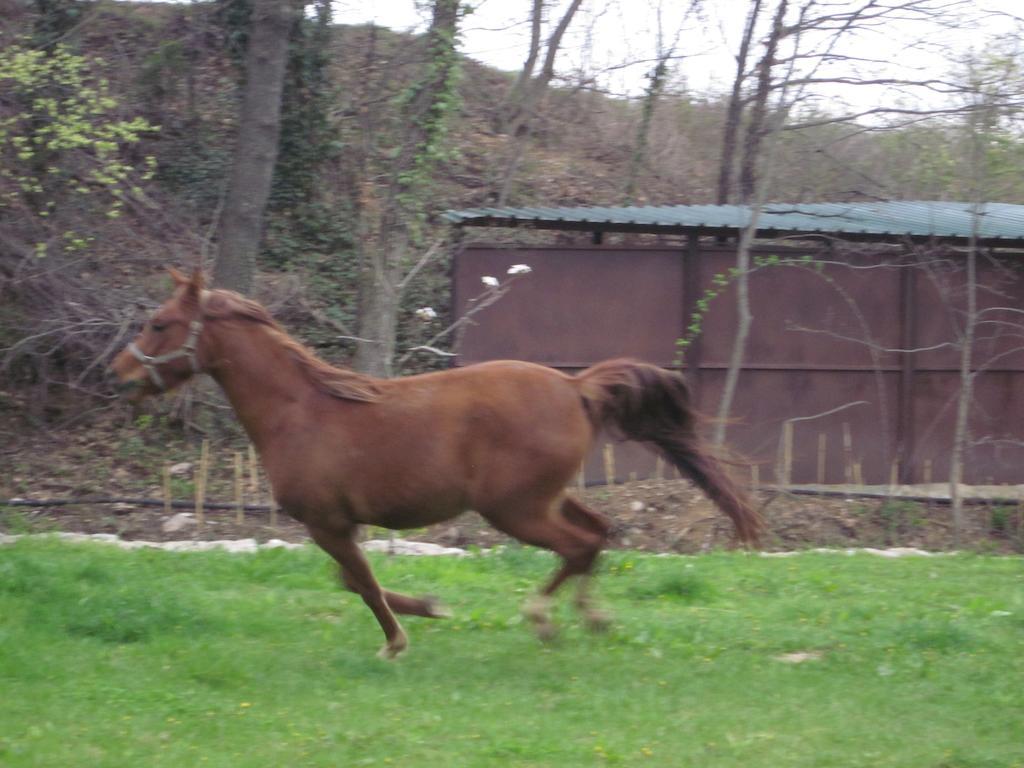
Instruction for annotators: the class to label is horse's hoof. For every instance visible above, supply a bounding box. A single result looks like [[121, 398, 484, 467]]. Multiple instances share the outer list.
[[535, 621, 558, 644], [376, 635, 408, 660], [522, 595, 557, 642], [423, 595, 452, 619], [584, 609, 613, 633]]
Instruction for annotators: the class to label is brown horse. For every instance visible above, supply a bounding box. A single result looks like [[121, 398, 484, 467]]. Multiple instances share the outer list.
[[111, 268, 762, 658]]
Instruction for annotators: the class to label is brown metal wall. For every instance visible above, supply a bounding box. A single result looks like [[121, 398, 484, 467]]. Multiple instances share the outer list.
[[453, 244, 1024, 485]]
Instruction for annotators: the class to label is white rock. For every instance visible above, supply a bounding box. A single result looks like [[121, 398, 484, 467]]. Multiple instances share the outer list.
[[263, 538, 301, 550], [362, 538, 467, 557], [168, 462, 193, 476], [162, 513, 197, 533], [218, 539, 259, 554]]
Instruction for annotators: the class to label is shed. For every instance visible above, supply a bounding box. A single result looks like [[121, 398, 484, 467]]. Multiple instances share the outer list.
[[443, 201, 1024, 486]]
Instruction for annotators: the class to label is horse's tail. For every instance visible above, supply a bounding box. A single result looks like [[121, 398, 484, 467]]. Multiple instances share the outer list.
[[575, 358, 763, 546]]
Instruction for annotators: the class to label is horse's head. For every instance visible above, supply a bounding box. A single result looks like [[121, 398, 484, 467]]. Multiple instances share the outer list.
[[110, 267, 208, 399]]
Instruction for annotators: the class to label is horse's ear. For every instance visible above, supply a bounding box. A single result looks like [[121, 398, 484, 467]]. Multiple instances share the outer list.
[[189, 268, 205, 292], [167, 266, 189, 287]]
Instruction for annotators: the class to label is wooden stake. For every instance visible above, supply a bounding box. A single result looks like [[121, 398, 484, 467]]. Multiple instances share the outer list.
[[628, 471, 637, 483], [751, 464, 760, 493], [655, 456, 664, 481], [781, 421, 794, 487], [1017, 496, 1024, 549], [234, 451, 244, 524], [842, 423, 853, 484], [247, 444, 259, 495], [817, 433, 827, 485], [603, 443, 615, 486], [923, 459, 933, 485], [852, 459, 863, 487], [269, 496, 278, 530], [195, 439, 209, 529], [162, 464, 172, 517], [889, 459, 900, 491]]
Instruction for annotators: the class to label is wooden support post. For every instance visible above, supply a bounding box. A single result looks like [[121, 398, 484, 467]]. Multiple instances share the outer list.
[[162, 464, 172, 517], [751, 464, 759, 494], [923, 459, 933, 485], [781, 421, 793, 487], [247, 445, 259, 495], [195, 439, 209, 529], [889, 459, 900, 492], [817, 433, 827, 485], [603, 443, 615, 486], [234, 451, 244, 524], [852, 459, 863, 487], [842, 423, 853, 484], [655, 457, 664, 481], [1017, 495, 1024, 550]]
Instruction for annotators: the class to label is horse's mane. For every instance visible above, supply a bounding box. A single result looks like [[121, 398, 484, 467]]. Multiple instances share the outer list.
[[202, 290, 382, 403]]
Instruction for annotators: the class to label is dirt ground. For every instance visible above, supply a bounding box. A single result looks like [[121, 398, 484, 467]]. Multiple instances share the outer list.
[[5, 476, 1021, 555], [2, 409, 1021, 554]]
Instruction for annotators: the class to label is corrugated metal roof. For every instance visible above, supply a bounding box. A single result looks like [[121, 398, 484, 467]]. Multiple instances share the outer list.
[[442, 201, 1024, 245]]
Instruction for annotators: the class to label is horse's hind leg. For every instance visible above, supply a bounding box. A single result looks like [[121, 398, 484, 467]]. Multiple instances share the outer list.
[[486, 495, 610, 640], [307, 525, 409, 659], [561, 497, 613, 631], [337, 567, 451, 619]]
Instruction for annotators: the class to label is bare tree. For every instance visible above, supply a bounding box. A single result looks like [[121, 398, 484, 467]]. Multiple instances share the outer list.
[[737, 0, 788, 203], [710, 0, 979, 445], [494, 0, 585, 205], [948, 52, 1021, 542], [214, 0, 299, 292], [350, 0, 463, 376], [623, 1, 699, 204], [717, 0, 763, 204]]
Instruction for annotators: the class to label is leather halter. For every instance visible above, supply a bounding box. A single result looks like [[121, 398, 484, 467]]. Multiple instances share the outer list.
[[126, 318, 204, 391]]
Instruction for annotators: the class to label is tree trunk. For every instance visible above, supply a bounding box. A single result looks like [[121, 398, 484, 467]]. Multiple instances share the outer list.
[[712, 206, 760, 446], [948, 236, 976, 547], [354, 267, 401, 378], [214, 0, 297, 292], [623, 59, 668, 204], [716, 0, 762, 204], [494, 0, 584, 204], [351, 0, 462, 376], [738, 0, 787, 203], [496, 0, 543, 132]]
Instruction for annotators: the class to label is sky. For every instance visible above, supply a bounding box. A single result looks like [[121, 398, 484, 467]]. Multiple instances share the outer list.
[[331, 0, 1023, 114]]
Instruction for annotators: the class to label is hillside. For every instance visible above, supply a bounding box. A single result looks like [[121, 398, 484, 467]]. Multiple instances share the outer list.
[[3, 2, 1019, 407]]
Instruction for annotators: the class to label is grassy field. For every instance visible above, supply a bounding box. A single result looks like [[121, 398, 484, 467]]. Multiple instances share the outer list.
[[0, 540, 1022, 768]]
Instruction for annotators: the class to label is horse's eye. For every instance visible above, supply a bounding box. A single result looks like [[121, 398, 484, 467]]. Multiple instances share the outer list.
[[151, 322, 166, 333]]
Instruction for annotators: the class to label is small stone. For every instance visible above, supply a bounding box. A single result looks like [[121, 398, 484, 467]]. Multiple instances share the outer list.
[[629, 500, 645, 513], [775, 651, 823, 664], [162, 513, 197, 533], [262, 539, 301, 550], [168, 462, 193, 476]]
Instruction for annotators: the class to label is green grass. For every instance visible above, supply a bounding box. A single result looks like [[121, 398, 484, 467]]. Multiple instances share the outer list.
[[1, 541, 1022, 767]]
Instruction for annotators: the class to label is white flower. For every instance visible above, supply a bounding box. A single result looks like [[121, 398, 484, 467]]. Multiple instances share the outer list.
[[414, 306, 438, 320], [481, 275, 499, 287], [506, 264, 532, 275]]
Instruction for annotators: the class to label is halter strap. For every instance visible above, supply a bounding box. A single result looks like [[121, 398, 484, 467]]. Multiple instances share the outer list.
[[127, 318, 204, 391]]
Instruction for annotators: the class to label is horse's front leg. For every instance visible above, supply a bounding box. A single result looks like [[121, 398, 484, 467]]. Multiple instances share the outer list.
[[307, 524, 409, 660]]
